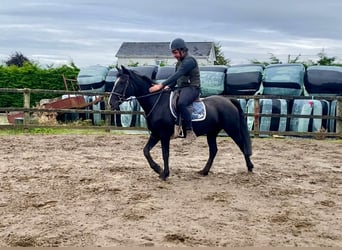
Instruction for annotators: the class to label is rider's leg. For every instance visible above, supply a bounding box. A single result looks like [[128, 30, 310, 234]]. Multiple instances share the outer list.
[[178, 87, 200, 144]]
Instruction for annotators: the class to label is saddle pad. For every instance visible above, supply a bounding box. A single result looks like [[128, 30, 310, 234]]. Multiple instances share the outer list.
[[169, 91, 206, 122]]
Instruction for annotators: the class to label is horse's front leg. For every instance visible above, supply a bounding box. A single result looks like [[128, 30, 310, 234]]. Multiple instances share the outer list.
[[143, 134, 162, 175], [159, 137, 170, 180]]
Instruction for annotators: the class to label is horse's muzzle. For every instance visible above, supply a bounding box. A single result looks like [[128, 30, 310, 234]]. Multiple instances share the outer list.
[[110, 102, 120, 111], [109, 96, 121, 111]]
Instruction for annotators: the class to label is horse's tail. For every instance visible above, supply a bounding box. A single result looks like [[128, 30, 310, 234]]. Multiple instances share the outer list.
[[231, 99, 252, 156]]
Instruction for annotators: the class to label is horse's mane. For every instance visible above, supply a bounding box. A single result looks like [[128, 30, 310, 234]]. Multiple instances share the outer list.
[[117, 68, 154, 88], [132, 71, 154, 85], [116, 67, 156, 96]]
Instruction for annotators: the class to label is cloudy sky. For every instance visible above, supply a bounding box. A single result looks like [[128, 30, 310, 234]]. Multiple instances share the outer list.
[[1, 0, 342, 68]]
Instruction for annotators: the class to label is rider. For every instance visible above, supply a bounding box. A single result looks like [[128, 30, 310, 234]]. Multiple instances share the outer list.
[[149, 38, 201, 144]]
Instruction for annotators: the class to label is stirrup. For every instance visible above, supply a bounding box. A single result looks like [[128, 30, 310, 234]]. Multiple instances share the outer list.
[[182, 130, 196, 145], [172, 125, 184, 139]]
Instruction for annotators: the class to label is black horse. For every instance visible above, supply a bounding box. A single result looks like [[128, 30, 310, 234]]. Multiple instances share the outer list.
[[110, 66, 254, 180]]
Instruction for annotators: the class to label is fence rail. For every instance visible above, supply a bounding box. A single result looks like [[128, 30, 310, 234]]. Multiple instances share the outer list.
[[1, 88, 341, 138]]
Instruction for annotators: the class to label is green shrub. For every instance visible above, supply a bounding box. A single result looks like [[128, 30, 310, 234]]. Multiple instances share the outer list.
[[0, 64, 79, 107]]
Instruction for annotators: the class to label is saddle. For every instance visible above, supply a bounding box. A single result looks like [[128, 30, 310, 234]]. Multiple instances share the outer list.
[[169, 90, 206, 122]]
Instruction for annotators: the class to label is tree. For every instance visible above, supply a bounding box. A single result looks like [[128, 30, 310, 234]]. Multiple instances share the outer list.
[[317, 49, 336, 65], [214, 43, 230, 65], [288, 54, 301, 63], [5, 52, 31, 67], [250, 53, 281, 66]]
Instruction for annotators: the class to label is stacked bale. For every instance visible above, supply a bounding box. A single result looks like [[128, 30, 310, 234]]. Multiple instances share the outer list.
[[262, 63, 305, 96], [199, 66, 227, 97], [226, 64, 263, 95]]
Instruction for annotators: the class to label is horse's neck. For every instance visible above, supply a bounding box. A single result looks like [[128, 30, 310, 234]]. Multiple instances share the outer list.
[[133, 85, 153, 112], [131, 74, 168, 116], [137, 94, 159, 114], [137, 91, 169, 117]]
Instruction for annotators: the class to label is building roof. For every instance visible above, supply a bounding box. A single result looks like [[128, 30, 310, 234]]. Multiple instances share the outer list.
[[115, 42, 214, 58]]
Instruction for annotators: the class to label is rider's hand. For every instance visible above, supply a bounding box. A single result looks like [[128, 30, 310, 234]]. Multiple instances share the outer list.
[[149, 84, 163, 93]]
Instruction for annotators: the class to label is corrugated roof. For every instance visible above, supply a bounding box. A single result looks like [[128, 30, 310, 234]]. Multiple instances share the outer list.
[[115, 42, 214, 58]]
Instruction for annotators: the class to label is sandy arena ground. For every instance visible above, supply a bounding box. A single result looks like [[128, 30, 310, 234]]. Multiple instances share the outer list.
[[0, 134, 341, 247]]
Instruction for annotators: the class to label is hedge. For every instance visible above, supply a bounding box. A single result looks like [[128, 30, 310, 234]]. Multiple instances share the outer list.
[[0, 64, 79, 107]]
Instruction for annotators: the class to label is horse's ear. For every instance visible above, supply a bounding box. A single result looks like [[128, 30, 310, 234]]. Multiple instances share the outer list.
[[116, 66, 122, 74], [121, 65, 129, 74]]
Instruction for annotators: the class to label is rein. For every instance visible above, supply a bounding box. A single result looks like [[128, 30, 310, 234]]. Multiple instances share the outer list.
[[137, 90, 164, 118], [112, 75, 166, 118]]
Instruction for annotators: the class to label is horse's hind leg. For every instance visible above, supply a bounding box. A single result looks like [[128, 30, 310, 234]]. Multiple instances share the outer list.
[[237, 137, 254, 172], [143, 135, 162, 175], [244, 154, 254, 172], [198, 134, 218, 176], [229, 132, 254, 172]]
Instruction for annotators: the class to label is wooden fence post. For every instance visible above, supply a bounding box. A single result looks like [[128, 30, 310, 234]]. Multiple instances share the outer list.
[[336, 97, 342, 138], [104, 96, 111, 132], [23, 88, 31, 125], [253, 98, 260, 138]]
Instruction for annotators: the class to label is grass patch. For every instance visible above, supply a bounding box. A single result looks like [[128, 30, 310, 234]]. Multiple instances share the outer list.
[[0, 127, 112, 135], [0, 127, 149, 136]]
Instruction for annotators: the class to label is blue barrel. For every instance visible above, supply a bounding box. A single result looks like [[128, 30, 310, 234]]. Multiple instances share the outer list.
[[119, 97, 138, 127], [136, 103, 147, 128], [247, 99, 289, 136], [83, 95, 104, 125], [289, 99, 330, 132], [238, 98, 247, 114], [329, 100, 337, 132]]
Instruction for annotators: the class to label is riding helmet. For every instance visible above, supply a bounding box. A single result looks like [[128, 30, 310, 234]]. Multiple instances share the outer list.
[[170, 38, 188, 51]]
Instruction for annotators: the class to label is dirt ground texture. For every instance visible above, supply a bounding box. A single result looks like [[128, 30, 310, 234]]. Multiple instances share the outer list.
[[0, 133, 341, 247]]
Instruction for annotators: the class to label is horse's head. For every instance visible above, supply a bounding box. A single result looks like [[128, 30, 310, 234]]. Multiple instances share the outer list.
[[109, 66, 154, 110], [109, 66, 131, 110]]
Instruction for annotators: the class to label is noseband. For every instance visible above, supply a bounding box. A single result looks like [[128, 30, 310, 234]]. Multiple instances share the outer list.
[[110, 76, 131, 103]]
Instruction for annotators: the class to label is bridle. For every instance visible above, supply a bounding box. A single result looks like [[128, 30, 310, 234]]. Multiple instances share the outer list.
[[110, 76, 131, 103], [110, 74, 165, 118]]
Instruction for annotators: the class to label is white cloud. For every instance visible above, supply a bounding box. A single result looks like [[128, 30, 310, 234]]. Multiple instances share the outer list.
[[1, 0, 342, 67]]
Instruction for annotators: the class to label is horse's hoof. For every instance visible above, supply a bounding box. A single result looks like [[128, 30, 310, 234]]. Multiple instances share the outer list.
[[159, 171, 169, 181], [247, 164, 254, 173], [198, 170, 209, 176], [159, 174, 168, 181], [151, 164, 162, 175], [159, 176, 167, 181]]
